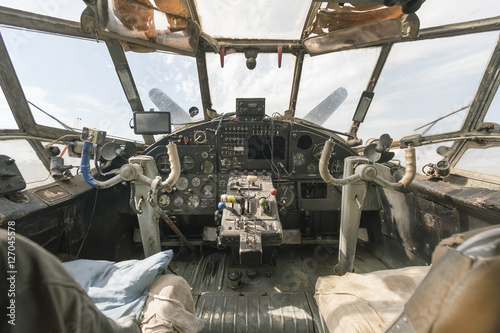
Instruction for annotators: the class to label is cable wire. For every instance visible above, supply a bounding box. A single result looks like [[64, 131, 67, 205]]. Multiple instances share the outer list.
[[75, 188, 99, 259]]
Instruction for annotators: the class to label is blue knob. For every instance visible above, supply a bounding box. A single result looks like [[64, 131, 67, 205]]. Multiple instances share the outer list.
[[218, 202, 226, 210]]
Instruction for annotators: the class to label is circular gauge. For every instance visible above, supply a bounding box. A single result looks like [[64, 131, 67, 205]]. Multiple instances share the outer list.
[[293, 152, 306, 167], [175, 176, 189, 191], [173, 196, 184, 207], [330, 160, 344, 174], [201, 151, 209, 159], [155, 153, 171, 174], [182, 155, 195, 170], [200, 160, 214, 174], [186, 194, 200, 208], [307, 162, 318, 174], [201, 184, 214, 198], [194, 131, 207, 144], [191, 177, 201, 187], [277, 184, 296, 208], [158, 194, 170, 209], [313, 144, 325, 161]]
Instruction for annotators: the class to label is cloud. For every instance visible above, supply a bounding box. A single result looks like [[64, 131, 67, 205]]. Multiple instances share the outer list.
[[67, 93, 106, 110]]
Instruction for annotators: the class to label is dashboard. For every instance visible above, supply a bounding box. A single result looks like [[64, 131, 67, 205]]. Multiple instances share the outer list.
[[143, 116, 357, 234]]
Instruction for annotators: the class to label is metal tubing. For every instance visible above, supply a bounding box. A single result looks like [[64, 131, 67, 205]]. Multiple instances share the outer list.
[[152, 204, 196, 253], [319, 138, 361, 186], [131, 156, 162, 257], [398, 147, 416, 188], [81, 141, 124, 188], [160, 142, 181, 187], [371, 147, 416, 190], [338, 156, 369, 276]]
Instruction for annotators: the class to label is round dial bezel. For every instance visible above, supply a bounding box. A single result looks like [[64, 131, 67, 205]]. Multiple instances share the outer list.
[[175, 176, 189, 191], [200, 160, 214, 174]]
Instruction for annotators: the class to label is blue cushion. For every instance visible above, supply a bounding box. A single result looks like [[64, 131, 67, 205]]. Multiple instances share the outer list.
[[62, 250, 173, 320]]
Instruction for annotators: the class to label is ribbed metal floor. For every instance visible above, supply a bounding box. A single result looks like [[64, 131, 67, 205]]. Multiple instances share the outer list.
[[196, 292, 317, 332], [168, 245, 387, 332]]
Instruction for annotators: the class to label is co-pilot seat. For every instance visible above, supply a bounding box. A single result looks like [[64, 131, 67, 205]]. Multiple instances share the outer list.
[[314, 226, 500, 333]]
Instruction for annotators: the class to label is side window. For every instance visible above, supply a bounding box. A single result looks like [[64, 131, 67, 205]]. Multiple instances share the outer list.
[[0, 140, 52, 189], [0, 88, 18, 129], [1, 27, 141, 141], [455, 147, 500, 178]]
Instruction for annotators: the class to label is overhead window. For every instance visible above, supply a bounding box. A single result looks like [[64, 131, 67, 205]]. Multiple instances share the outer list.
[[196, 0, 310, 39], [417, 0, 500, 29], [0, 1, 86, 22]]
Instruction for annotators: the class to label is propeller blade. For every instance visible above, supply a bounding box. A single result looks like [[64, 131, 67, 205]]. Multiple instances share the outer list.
[[303, 87, 348, 125], [149, 88, 192, 126]]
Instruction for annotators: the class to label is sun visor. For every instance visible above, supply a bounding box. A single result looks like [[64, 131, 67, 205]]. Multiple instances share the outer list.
[[96, 0, 199, 54], [304, 4, 419, 56]]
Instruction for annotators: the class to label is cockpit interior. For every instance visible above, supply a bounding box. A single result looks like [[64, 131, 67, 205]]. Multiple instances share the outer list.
[[0, 0, 499, 332]]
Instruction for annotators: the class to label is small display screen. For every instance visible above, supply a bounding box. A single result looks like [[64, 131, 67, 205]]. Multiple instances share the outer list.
[[133, 112, 171, 135], [247, 135, 286, 160]]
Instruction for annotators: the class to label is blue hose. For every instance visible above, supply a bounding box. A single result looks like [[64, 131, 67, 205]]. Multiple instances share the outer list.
[[81, 141, 98, 188]]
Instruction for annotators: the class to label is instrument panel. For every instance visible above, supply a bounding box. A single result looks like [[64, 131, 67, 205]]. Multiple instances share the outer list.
[[144, 117, 356, 220]]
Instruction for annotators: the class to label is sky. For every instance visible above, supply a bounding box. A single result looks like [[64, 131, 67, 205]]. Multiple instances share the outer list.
[[0, 0, 499, 183]]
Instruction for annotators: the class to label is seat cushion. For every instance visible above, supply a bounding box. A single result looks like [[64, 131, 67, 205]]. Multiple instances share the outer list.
[[63, 250, 173, 320], [141, 274, 204, 333], [315, 266, 429, 333]]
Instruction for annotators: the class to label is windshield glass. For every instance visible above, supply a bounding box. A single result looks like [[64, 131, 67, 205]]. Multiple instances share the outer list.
[[484, 84, 500, 124], [295, 48, 381, 133], [357, 32, 499, 143], [126, 51, 204, 126], [196, 0, 310, 39], [0, 0, 86, 22], [455, 147, 500, 177], [0, 87, 17, 129], [206, 53, 295, 115], [1, 27, 143, 141]]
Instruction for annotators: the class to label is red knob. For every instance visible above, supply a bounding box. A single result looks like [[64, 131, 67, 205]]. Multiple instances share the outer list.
[[270, 188, 277, 195]]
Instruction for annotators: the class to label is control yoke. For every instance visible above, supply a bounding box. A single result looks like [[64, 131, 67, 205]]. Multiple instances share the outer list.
[[80, 128, 184, 257], [319, 137, 416, 276], [319, 138, 416, 190]]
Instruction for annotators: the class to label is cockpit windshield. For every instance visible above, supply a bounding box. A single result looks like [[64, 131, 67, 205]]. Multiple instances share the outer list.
[[0, 0, 499, 179]]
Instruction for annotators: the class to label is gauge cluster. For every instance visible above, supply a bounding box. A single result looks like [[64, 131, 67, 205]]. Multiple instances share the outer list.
[[144, 118, 357, 219], [288, 132, 350, 179]]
